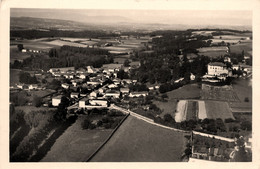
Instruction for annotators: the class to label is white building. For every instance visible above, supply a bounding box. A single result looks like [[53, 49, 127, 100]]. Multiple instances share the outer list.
[[90, 91, 98, 98], [129, 91, 148, 97], [52, 95, 62, 106], [89, 99, 108, 107], [28, 84, 38, 90], [207, 62, 229, 76], [105, 91, 121, 98], [61, 83, 70, 89]]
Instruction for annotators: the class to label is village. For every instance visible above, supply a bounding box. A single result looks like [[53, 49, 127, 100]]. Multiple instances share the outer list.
[[9, 21, 253, 162]]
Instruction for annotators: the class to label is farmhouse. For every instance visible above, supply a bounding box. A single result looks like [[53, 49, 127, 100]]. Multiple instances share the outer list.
[[207, 62, 229, 76], [52, 95, 62, 106]]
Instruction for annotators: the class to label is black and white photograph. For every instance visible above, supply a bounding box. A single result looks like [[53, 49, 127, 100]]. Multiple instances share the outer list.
[[1, 0, 260, 168]]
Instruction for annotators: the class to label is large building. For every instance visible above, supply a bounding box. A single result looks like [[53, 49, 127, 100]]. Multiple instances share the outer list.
[[207, 62, 229, 76]]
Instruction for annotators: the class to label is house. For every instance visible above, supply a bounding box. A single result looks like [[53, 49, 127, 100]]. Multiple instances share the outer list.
[[61, 83, 70, 89], [79, 98, 89, 108], [86, 66, 97, 73], [63, 73, 74, 79], [105, 90, 121, 98], [232, 64, 240, 70], [129, 91, 148, 97], [174, 78, 184, 83], [78, 73, 89, 79], [190, 73, 196, 81], [52, 95, 62, 106], [224, 57, 231, 63], [70, 92, 79, 99], [98, 87, 106, 94], [102, 64, 123, 73], [28, 84, 38, 90], [89, 99, 108, 107], [76, 68, 87, 74], [207, 62, 229, 76], [108, 84, 117, 89], [90, 91, 98, 98], [49, 67, 75, 74], [17, 84, 24, 89], [120, 87, 130, 94]]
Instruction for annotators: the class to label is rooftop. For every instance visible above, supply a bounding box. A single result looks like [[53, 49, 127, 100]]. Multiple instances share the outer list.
[[208, 62, 226, 67]]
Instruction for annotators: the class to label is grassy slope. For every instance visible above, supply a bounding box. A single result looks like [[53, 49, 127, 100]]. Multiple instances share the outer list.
[[91, 115, 186, 162], [10, 69, 21, 85], [41, 116, 113, 162], [230, 78, 252, 111]]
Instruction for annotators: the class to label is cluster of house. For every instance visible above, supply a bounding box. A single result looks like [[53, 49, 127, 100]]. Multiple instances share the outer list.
[[202, 58, 252, 82], [10, 83, 44, 90], [21, 48, 42, 53], [49, 62, 155, 110]]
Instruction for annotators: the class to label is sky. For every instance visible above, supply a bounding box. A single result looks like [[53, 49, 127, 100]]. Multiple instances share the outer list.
[[11, 8, 252, 27]]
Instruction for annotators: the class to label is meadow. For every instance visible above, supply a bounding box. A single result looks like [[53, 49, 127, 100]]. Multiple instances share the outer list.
[[41, 116, 113, 162], [90, 115, 186, 162]]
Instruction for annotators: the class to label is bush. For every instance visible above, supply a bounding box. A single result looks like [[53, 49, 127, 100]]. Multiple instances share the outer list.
[[244, 97, 249, 102]]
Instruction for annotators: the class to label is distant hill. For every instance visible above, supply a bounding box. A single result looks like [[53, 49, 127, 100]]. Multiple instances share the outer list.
[[10, 17, 251, 32]]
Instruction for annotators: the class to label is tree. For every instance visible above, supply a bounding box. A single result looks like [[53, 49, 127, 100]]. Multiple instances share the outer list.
[[241, 121, 252, 131], [32, 96, 42, 107], [124, 59, 130, 67], [54, 96, 70, 121], [164, 114, 175, 123], [17, 44, 24, 51]]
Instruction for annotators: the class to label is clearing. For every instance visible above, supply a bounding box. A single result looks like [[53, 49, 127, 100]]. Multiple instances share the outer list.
[[90, 115, 186, 162]]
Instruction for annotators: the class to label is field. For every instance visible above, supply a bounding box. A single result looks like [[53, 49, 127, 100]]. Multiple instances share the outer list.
[[200, 84, 240, 102], [90, 115, 186, 162], [10, 69, 21, 85], [229, 42, 252, 54], [153, 83, 200, 118], [41, 116, 113, 162], [175, 100, 234, 122], [166, 83, 201, 99], [229, 78, 252, 112], [186, 101, 198, 121], [204, 101, 234, 120], [198, 46, 228, 57], [10, 46, 31, 63]]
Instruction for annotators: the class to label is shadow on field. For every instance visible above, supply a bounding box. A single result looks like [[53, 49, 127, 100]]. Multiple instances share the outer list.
[[29, 116, 77, 162], [10, 124, 31, 156]]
